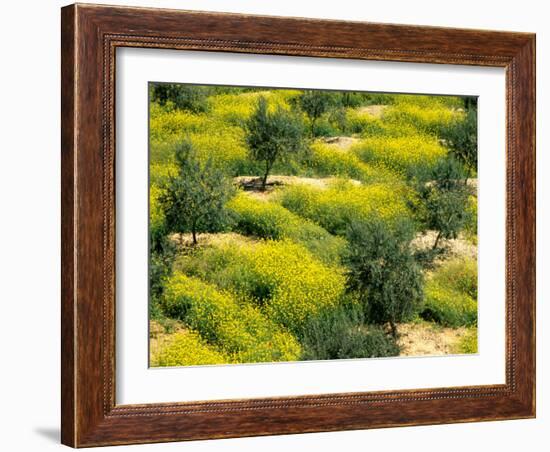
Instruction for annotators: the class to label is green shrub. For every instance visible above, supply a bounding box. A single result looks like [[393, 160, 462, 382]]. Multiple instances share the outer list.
[[227, 192, 346, 265], [311, 118, 339, 137], [300, 304, 400, 360], [149, 184, 166, 244], [279, 181, 413, 236], [345, 219, 424, 336], [149, 240, 176, 319], [150, 83, 210, 113], [298, 90, 334, 135], [151, 330, 230, 366], [438, 107, 478, 180], [162, 273, 301, 363], [421, 257, 478, 327]]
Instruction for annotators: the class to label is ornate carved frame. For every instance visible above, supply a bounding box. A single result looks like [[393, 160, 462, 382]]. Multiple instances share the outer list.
[[61, 3, 535, 447]]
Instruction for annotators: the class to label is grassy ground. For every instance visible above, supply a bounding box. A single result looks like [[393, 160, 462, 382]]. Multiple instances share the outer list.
[[149, 87, 477, 366]]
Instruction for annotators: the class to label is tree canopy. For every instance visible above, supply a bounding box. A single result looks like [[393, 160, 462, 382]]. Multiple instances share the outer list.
[[344, 219, 424, 337], [246, 96, 304, 190], [414, 157, 473, 251], [159, 140, 235, 244], [298, 90, 333, 135]]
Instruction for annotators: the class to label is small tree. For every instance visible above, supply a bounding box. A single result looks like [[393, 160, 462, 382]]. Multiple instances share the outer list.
[[298, 90, 333, 135], [344, 220, 424, 338], [439, 107, 478, 183], [246, 97, 304, 190], [415, 157, 473, 250], [160, 140, 235, 245], [150, 83, 209, 113]]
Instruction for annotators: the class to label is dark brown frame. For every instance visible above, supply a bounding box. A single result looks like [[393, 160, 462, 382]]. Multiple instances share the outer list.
[[61, 3, 536, 447]]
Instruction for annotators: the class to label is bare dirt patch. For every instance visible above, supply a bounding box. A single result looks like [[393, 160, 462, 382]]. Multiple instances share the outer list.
[[322, 136, 360, 150], [467, 178, 478, 194], [234, 175, 362, 201], [412, 231, 477, 262], [398, 322, 469, 356], [357, 104, 387, 118], [169, 231, 258, 248]]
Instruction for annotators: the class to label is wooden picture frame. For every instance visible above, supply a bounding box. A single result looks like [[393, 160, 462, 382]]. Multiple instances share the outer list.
[[61, 3, 535, 447]]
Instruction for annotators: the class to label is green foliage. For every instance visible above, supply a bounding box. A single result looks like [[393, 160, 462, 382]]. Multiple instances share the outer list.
[[149, 184, 177, 320], [149, 184, 167, 250], [150, 83, 210, 113], [439, 107, 478, 179], [298, 90, 334, 135], [279, 181, 413, 236], [159, 140, 236, 244], [421, 257, 477, 327], [344, 219, 424, 336], [341, 92, 397, 108], [311, 118, 340, 137], [149, 238, 176, 320], [339, 91, 368, 108], [413, 157, 472, 249], [246, 96, 305, 189], [227, 192, 346, 265], [162, 273, 302, 363], [151, 330, 230, 366], [300, 304, 400, 360]]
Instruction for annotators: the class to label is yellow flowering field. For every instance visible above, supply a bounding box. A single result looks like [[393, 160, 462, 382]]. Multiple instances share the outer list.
[[148, 83, 478, 366]]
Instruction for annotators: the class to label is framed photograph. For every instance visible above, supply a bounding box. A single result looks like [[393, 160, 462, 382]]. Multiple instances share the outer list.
[[61, 3, 535, 447]]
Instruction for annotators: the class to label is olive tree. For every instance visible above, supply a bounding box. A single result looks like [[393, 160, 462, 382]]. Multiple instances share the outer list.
[[298, 90, 333, 135], [246, 96, 304, 190], [344, 220, 424, 338], [415, 157, 473, 250], [159, 140, 235, 245], [439, 107, 478, 183]]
